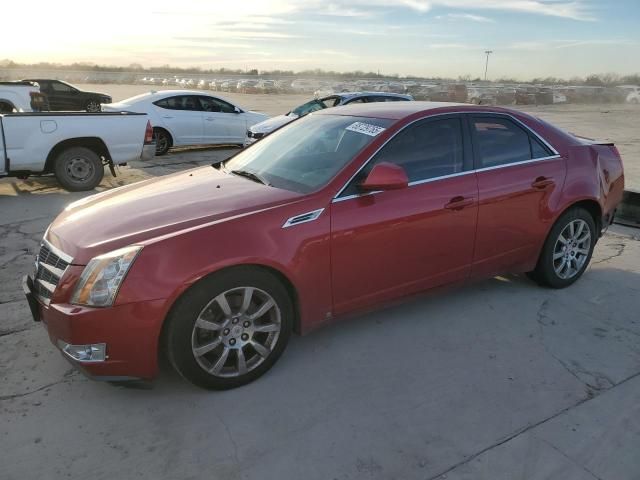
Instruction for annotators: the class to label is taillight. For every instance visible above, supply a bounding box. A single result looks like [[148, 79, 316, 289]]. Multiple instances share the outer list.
[[144, 121, 154, 144]]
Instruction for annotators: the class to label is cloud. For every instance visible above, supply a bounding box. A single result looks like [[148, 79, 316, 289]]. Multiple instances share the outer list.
[[436, 13, 495, 22]]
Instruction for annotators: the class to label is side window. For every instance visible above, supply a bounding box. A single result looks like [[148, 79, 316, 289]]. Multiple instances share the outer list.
[[471, 117, 551, 168], [198, 96, 235, 113], [341, 118, 465, 196], [343, 97, 366, 104], [153, 96, 201, 111], [51, 82, 73, 93], [531, 136, 552, 158], [36, 81, 51, 92], [366, 96, 405, 103]]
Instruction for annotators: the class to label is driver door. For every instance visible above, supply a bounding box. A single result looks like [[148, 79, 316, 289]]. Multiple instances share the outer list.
[[330, 116, 478, 315]]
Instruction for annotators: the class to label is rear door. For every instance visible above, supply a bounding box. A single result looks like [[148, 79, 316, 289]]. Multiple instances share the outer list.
[[153, 95, 204, 145], [469, 114, 567, 277], [330, 115, 478, 315], [198, 96, 246, 143]]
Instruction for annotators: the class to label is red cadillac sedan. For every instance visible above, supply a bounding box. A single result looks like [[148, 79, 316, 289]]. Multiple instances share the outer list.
[[24, 102, 624, 390]]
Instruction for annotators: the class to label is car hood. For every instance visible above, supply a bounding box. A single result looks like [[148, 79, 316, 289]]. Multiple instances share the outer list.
[[250, 114, 295, 134], [46, 166, 300, 264]]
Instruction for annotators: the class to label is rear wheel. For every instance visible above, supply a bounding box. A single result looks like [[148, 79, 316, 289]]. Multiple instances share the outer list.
[[54, 146, 104, 191], [153, 128, 171, 156], [528, 208, 596, 288], [166, 267, 293, 390]]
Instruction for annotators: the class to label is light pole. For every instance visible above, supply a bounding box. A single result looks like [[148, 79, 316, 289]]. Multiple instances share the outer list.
[[484, 50, 493, 81]]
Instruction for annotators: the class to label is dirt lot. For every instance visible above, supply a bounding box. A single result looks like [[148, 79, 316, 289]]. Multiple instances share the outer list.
[[1, 90, 640, 479], [82, 83, 640, 191]]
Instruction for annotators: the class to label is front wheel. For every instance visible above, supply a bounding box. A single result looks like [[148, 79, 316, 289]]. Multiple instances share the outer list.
[[54, 146, 104, 191], [85, 100, 101, 112], [166, 267, 293, 390], [528, 208, 596, 288]]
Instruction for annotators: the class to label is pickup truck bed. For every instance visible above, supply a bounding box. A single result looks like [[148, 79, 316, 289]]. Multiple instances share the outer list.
[[0, 111, 155, 190]]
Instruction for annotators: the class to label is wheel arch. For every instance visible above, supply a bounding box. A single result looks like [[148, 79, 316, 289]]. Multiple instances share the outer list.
[[158, 263, 302, 361], [44, 137, 110, 173], [554, 198, 603, 236], [152, 126, 174, 147]]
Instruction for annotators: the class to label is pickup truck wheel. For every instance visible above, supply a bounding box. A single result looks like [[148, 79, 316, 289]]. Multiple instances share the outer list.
[[85, 100, 101, 112], [153, 128, 171, 156], [527, 208, 596, 288], [54, 147, 104, 191], [166, 267, 293, 390]]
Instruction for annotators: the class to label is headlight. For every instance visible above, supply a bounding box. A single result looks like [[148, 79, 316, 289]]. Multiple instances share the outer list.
[[71, 245, 142, 307]]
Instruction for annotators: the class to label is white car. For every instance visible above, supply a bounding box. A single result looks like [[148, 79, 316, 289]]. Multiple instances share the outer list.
[[102, 90, 269, 155]]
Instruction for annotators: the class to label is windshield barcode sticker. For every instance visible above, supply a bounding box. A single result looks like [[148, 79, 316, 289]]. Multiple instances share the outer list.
[[345, 122, 386, 137]]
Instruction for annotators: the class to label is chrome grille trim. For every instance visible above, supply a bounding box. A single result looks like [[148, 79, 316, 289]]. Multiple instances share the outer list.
[[33, 239, 73, 306]]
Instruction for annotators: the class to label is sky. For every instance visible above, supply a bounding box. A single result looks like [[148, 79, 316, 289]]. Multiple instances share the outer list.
[[1, 0, 639, 79]]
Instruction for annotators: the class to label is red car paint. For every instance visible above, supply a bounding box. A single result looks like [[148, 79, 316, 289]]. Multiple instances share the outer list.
[[32, 102, 624, 380]]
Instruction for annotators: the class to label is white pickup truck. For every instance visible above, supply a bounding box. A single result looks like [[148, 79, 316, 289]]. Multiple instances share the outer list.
[[0, 81, 48, 113], [0, 112, 155, 191]]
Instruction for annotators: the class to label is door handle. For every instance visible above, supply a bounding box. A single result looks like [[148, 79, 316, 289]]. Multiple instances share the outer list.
[[531, 176, 555, 189], [162, 115, 174, 119], [205, 117, 215, 121], [445, 196, 474, 210]]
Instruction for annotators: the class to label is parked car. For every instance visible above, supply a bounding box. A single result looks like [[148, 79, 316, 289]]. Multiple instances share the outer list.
[[23, 102, 624, 390], [22, 79, 112, 112], [618, 85, 640, 104], [246, 92, 412, 144], [0, 81, 49, 113], [1, 111, 154, 190], [102, 90, 268, 155]]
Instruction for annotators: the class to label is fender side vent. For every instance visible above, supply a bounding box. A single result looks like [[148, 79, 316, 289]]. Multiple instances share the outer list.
[[282, 208, 325, 228]]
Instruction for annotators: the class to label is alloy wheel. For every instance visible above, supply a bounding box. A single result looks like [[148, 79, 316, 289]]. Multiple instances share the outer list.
[[552, 219, 591, 279], [191, 287, 281, 378]]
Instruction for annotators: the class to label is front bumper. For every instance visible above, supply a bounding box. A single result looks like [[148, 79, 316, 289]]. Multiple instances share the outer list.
[[23, 274, 165, 380]]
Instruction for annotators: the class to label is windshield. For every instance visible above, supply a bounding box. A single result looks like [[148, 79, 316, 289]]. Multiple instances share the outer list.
[[290, 98, 336, 117], [224, 114, 393, 194]]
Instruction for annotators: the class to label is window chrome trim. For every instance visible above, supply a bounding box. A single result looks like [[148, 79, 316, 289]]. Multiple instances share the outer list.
[[282, 208, 325, 228], [474, 154, 561, 173], [331, 110, 560, 201]]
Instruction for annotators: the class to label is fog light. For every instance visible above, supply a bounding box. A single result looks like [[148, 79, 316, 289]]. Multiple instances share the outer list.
[[58, 341, 107, 362]]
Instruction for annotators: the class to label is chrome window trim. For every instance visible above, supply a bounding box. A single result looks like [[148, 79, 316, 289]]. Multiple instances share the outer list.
[[331, 110, 560, 202], [474, 154, 561, 173], [282, 208, 326, 228]]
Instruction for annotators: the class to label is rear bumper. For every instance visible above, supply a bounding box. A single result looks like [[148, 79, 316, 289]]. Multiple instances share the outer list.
[[141, 143, 156, 161], [24, 275, 165, 380]]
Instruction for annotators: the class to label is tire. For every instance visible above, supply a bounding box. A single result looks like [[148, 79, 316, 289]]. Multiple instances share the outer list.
[[166, 267, 293, 390], [153, 128, 171, 156], [54, 146, 104, 191], [528, 208, 596, 288], [85, 100, 101, 112]]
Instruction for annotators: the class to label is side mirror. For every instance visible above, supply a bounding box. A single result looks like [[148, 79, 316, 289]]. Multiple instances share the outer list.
[[234, 106, 242, 114], [359, 162, 408, 191]]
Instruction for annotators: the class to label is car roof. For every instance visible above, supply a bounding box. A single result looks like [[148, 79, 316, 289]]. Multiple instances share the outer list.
[[313, 101, 542, 121]]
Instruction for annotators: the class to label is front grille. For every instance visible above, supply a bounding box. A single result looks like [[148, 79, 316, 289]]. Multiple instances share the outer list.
[[33, 242, 72, 305]]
